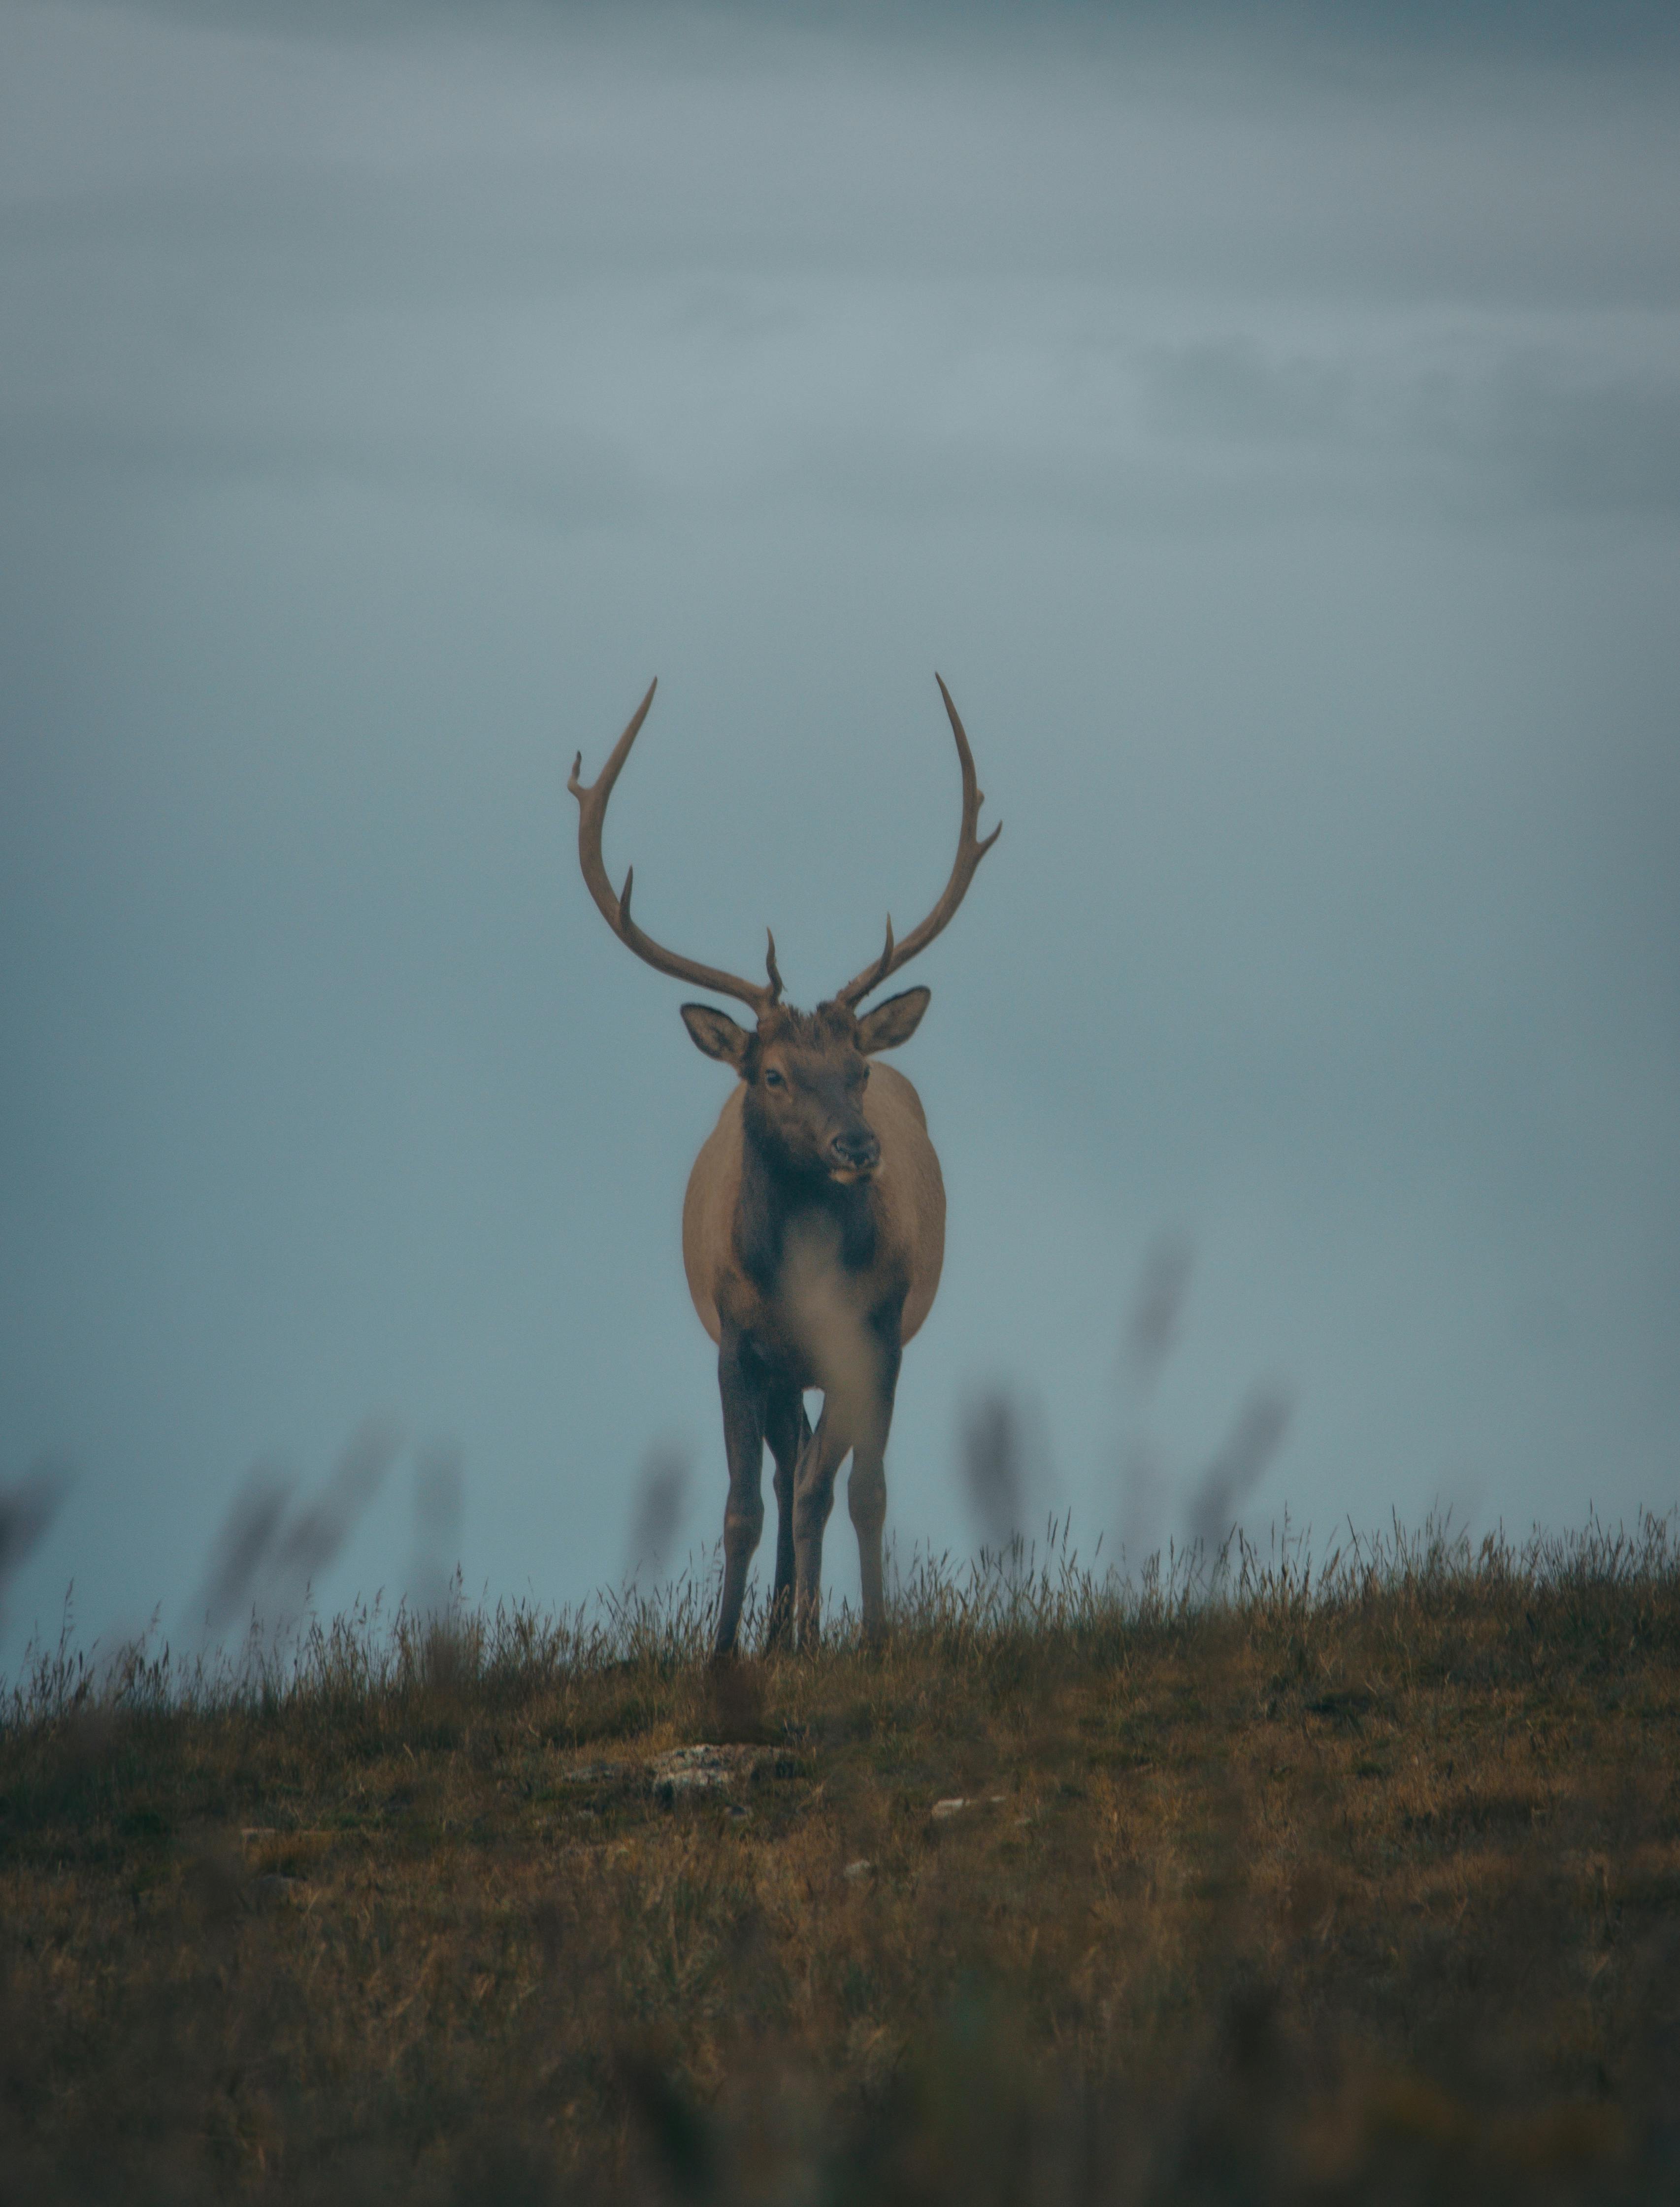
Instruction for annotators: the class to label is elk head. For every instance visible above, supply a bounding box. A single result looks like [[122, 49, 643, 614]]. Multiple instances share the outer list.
[[567, 675, 1001, 1183], [677, 995, 931, 1186]]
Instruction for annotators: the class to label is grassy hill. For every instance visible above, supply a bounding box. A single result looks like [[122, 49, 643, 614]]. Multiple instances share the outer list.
[[2, 1516, 1677, 2203]]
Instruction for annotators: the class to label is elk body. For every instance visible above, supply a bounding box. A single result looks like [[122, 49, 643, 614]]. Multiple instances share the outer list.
[[569, 678, 998, 1652]]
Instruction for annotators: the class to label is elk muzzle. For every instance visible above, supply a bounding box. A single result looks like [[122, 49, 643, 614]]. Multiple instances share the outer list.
[[827, 1127, 881, 1183]]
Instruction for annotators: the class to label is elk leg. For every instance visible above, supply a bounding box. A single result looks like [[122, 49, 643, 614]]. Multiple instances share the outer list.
[[762, 1386, 807, 1650], [792, 1404, 851, 1649], [848, 1309, 903, 1646], [713, 1328, 768, 1657]]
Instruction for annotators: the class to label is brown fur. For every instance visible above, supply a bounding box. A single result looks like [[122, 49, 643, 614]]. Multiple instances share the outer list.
[[682, 1059, 945, 1355]]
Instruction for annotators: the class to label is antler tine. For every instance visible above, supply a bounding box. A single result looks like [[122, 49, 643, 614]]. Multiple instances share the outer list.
[[837, 676, 1001, 1006], [764, 929, 785, 1004], [569, 681, 772, 1015]]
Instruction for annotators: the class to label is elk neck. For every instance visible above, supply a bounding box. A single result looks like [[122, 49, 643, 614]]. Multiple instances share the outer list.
[[734, 1102, 880, 1300]]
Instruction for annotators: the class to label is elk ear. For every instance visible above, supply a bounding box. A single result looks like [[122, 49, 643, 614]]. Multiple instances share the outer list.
[[680, 1003, 754, 1070], [857, 986, 930, 1054]]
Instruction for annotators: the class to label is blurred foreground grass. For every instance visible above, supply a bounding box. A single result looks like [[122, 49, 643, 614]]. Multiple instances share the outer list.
[[2, 1515, 1678, 2204]]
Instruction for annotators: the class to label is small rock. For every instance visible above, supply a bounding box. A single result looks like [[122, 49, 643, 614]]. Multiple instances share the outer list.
[[931, 1798, 971, 1820], [648, 1743, 758, 1803], [843, 1858, 875, 1882], [655, 1772, 719, 1802]]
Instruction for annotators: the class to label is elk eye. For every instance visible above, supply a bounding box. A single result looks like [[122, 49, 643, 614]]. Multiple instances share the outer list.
[[763, 1068, 786, 1089]]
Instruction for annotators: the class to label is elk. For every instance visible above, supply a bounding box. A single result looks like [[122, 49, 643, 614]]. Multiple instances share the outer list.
[[569, 676, 999, 1654]]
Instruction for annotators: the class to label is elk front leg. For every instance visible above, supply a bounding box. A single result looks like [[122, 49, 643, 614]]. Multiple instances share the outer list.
[[713, 1327, 767, 1657], [848, 1307, 903, 1647], [792, 1404, 851, 1649], [762, 1386, 809, 1652]]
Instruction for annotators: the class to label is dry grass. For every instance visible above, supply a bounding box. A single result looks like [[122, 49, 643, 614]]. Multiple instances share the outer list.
[[2, 1514, 1678, 2203]]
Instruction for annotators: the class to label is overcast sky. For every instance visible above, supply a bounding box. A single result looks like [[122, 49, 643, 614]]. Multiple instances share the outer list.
[[2, 0, 1677, 1666]]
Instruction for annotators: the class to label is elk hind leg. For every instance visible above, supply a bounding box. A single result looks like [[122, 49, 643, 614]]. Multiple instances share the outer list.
[[792, 1406, 850, 1650], [848, 1318, 902, 1647], [762, 1388, 808, 1651]]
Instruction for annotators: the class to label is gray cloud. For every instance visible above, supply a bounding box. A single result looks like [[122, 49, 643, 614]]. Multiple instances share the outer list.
[[1448, 356, 1680, 517], [1144, 329, 1680, 520]]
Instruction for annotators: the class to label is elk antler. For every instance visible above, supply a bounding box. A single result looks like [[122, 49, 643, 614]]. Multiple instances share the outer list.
[[569, 680, 781, 1015], [837, 675, 1002, 1007]]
